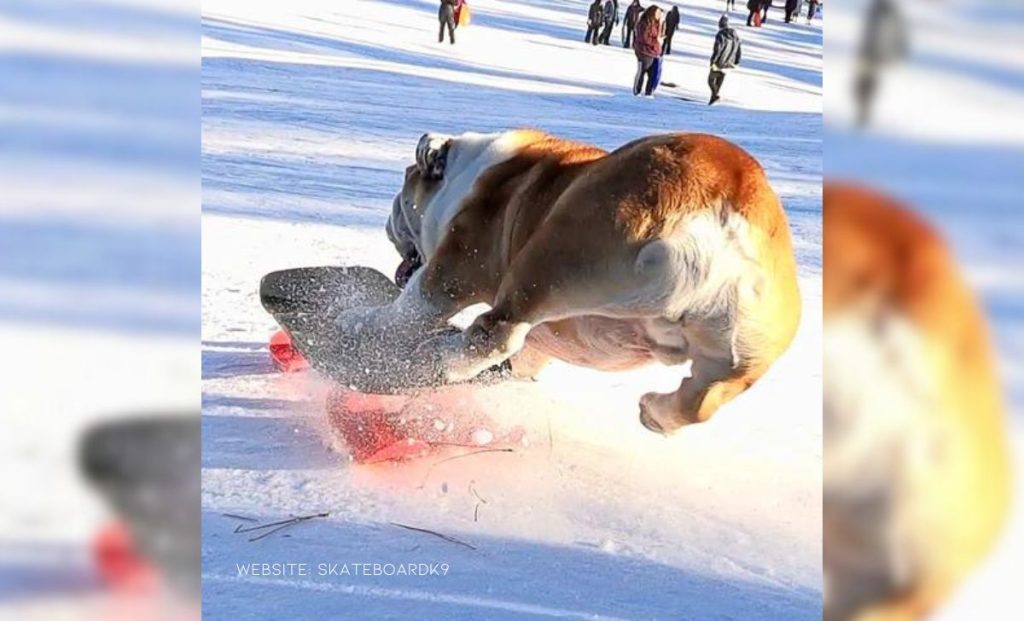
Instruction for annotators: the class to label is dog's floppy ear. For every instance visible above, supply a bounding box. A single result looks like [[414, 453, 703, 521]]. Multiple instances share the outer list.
[[415, 133, 451, 181]]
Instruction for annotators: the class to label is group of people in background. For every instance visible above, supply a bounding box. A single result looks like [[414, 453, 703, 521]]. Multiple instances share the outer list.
[[746, 0, 820, 26], [585, 0, 817, 103], [609, 3, 741, 104], [594, 0, 677, 53], [586, 0, 622, 45], [434, 0, 812, 105]]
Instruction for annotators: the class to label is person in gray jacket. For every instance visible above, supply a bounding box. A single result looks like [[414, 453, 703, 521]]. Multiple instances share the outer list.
[[599, 0, 619, 45], [708, 14, 741, 105], [855, 0, 907, 126]]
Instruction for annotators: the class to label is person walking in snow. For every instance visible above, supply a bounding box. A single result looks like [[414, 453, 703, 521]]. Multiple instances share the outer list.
[[662, 6, 680, 55], [746, 0, 761, 26], [785, 0, 799, 22], [622, 0, 644, 48], [761, 0, 773, 23], [708, 14, 741, 105], [438, 0, 457, 44], [600, 0, 619, 44], [585, 0, 604, 45], [725, 0, 736, 11], [632, 5, 665, 97], [807, 0, 820, 22], [855, 0, 906, 126]]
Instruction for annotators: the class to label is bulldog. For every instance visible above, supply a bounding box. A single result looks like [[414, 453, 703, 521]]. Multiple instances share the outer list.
[[359, 128, 799, 433], [823, 184, 1010, 621]]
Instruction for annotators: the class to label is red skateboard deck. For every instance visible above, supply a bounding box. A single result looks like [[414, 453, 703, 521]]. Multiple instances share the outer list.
[[326, 387, 525, 464], [269, 329, 309, 372], [93, 521, 159, 591]]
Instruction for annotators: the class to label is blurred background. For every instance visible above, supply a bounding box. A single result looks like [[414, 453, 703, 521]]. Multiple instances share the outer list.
[[825, 0, 1023, 618], [2, 0, 1022, 618], [0, 0, 199, 618]]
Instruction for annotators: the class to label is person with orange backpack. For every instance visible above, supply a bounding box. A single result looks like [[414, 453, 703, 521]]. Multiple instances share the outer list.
[[746, 0, 760, 26], [454, 0, 471, 29]]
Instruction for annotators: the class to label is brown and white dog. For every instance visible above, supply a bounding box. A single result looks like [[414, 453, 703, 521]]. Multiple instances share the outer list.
[[374, 128, 801, 433], [823, 184, 1011, 621]]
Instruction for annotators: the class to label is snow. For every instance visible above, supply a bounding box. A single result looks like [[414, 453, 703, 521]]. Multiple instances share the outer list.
[[201, 0, 822, 618], [0, 0, 198, 617]]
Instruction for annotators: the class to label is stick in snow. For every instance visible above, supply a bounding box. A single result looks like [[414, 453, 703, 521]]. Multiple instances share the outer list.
[[390, 522, 477, 550], [233, 512, 330, 541], [469, 482, 487, 504], [417, 447, 515, 489]]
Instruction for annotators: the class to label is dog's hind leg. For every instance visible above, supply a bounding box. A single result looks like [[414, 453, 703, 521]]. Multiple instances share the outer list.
[[637, 317, 759, 433]]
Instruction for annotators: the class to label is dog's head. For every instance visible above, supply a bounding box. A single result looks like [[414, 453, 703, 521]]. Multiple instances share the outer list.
[[386, 133, 453, 286]]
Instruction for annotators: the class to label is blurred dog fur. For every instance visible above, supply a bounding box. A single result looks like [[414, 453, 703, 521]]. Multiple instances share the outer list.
[[823, 183, 1011, 621]]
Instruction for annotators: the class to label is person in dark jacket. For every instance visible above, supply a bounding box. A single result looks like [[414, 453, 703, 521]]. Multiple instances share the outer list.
[[438, 0, 457, 44], [708, 14, 741, 105], [807, 0, 820, 22], [662, 6, 680, 55], [785, 0, 799, 22], [725, 0, 736, 10], [761, 0, 772, 23], [599, 0, 619, 44], [585, 0, 604, 45], [622, 0, 643, 48], [632, 5, 665, 97], [746, 0, 760, 26]]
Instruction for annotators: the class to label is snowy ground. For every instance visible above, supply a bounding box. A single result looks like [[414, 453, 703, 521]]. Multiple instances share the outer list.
[[201, 1, 822, 619], [0, 0, 198, 618], [826, 1, 1024, 618]]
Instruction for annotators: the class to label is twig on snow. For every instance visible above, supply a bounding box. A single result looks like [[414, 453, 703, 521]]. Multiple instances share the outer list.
[[468, 482, 487, 504], [390, 522, 476, 550], [233, 512, 330, 541], [417, 447, 515, 489]]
